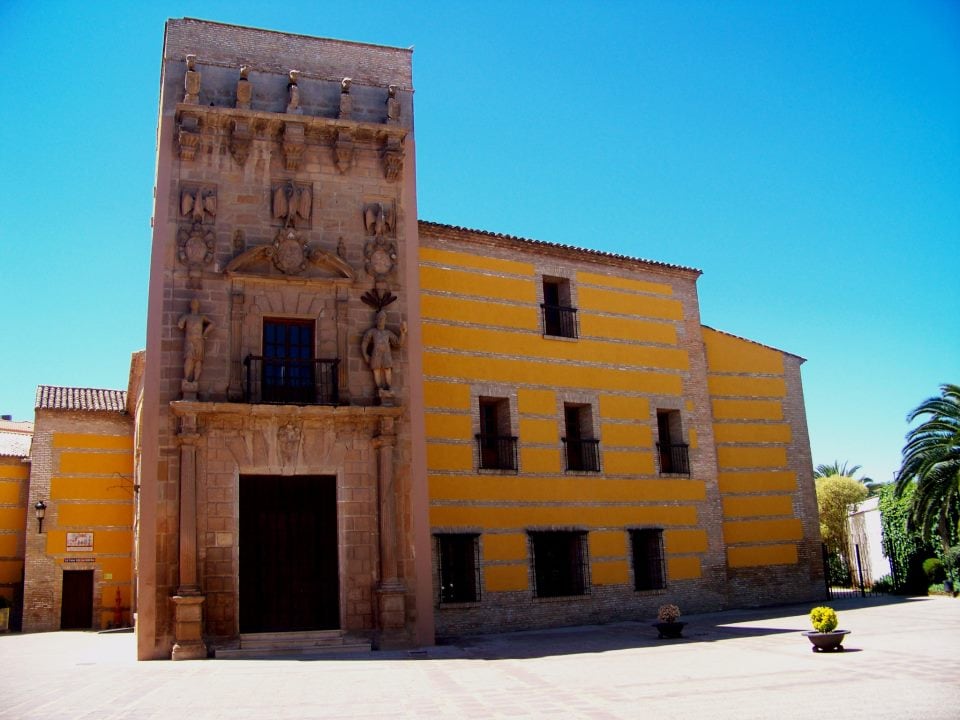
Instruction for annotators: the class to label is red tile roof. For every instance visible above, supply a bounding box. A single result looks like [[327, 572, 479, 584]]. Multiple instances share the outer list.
[[35, 386, 127, 413]]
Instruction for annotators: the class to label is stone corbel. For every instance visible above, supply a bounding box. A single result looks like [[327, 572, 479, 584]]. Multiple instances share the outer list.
[[229, 119, 252, 166], [178, 113, 201, 161], [381, 136, 403, 182], [333, 130, 354, 174], [282, 121, 306, 171]]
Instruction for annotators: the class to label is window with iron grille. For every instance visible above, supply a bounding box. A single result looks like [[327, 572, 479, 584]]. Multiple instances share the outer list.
[[436, 534, 481, 604], [529, 531, 590, 598], [631, 528, 666, 591], [655, 409, 689, 475], [541, 277, 578, 339], [476, 397, 518, 471]]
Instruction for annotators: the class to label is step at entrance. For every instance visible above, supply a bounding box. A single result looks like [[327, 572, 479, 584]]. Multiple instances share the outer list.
[[215, 630, 372, 659]]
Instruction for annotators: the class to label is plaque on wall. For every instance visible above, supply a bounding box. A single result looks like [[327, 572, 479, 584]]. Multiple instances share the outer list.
[[66, 532, 94, 552]]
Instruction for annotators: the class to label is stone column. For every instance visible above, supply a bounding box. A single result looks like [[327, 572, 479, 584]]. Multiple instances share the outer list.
[[228, 285, 244, 401], [373, 415, 406, 639], [172, 413, 207, 660]]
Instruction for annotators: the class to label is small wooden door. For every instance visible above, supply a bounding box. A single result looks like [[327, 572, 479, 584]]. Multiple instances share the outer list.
[[240, 475, 340, 633], [61, 570, 94, 630]]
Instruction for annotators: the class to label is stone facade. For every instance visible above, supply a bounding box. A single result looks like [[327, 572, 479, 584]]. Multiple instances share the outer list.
[[139, 19, 430, 659]]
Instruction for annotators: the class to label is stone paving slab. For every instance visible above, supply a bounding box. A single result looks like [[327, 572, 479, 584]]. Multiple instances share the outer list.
[[0, 596, 957, 719]]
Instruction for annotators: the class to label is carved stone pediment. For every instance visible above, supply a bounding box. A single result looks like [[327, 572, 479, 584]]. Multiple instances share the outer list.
[[225, 235, 356, 282]]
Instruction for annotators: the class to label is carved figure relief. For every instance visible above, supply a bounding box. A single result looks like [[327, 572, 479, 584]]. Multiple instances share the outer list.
[[236, 65, 252, 109], [272, 181, 312, 228], [177, 299, 214, 398], [177, 225, 216, 288], [268, 228, 309, 275], [184, 54, 200, 104], [362, 202, 398, 280], [278, 423, 301, 467], [286, 70, 302, 114], [180, 187, 217, 224], [338, 77, 353, 119]]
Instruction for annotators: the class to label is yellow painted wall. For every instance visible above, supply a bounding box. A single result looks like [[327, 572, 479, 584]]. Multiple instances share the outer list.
[[484, 564, 529, 592], [727, 543, 799, 568]]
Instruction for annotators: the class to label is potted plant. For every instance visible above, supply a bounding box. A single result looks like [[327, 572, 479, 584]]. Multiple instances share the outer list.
[[653, 604, 686, 639], [802, 606, 849, 652], [0, 595, 10, 633]]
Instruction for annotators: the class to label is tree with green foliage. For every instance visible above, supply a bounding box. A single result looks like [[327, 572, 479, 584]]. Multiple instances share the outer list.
[[878, 483, 935, 593], [894, 383, 960, 552], [816, 474, 869, 581]]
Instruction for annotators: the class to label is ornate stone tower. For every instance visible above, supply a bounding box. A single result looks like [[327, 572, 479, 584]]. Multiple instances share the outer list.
[[138, 18, 431, 659]]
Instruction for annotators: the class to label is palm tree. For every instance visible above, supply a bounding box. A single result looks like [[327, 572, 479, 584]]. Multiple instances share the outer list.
[[894, 384, 960, 551], [813, 461, 874, 486]]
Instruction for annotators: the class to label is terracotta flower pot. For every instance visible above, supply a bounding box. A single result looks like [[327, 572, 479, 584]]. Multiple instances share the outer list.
[[803, 630, 849, 652]]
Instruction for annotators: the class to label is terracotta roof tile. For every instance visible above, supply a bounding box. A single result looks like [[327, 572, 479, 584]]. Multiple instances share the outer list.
[[0, 431, 31, 457], [35, 385, 128, 413]]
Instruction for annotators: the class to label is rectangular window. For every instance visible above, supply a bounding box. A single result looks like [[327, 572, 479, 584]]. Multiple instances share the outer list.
[[541, 277, 578, 338], [264, 318, 315, 403], [530, 531, 590, 598], [631, 528, 666, 591], [476, 397, 517, 471], [656, 409, 689, 475], [563, 404, 600, 472], [437, 534, 481, 604]]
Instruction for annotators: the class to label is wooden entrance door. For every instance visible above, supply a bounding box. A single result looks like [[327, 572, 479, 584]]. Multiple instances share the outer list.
[[61, 570, 94, 630], [239, 475, 340, 633]]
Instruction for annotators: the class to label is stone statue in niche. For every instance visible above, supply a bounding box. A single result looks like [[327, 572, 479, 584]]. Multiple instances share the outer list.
[[184, 54, 200, 104], [362, 310, 407, 402], [286, 70, 302, 114], [386, 84, 400, 124], [236, 65, 252, 109], [178, 299, 214, 398], [272, 181, 312, 228], [339, 77, 353, 119]]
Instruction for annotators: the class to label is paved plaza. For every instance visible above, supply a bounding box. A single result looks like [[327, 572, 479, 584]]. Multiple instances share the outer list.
[[1, 596, 957, 719]]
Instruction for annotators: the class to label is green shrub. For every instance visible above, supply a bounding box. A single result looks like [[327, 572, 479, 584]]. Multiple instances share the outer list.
[[809, 606, 839, 633], [928, 583, 946, 594], [923, 557, 946, 583], [871, 575, 893, 593], [943, 545, 960, 578]]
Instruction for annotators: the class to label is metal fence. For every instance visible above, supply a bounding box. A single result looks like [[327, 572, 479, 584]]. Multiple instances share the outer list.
[[822, 543, 888, 600]]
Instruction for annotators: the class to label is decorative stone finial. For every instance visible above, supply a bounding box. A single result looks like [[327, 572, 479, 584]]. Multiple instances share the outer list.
[[286, 70, 301, 114], [386, 84, 400, 124], [339, 77, 353, 119], [236, 65, 252, 109], [184, 54, 200, 104]]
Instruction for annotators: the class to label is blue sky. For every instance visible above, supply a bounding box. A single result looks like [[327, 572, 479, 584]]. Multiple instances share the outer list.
[[1, 1, 957, 485]]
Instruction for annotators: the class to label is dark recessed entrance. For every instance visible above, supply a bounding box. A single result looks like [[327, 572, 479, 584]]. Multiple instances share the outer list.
[[61, 569, 94, 630], [240, 474, 340, 633]]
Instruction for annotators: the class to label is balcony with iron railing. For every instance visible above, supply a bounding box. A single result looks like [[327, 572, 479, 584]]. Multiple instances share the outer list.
[[562, 438, 600, 472], [541, 304, 578, 339], [656, 442, 690, 475], [243, 355, 339, 405], [475, 434, 519, 471]]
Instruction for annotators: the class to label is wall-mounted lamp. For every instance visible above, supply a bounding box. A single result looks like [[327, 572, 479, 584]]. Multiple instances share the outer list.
[[34, 500, 46, 534]]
